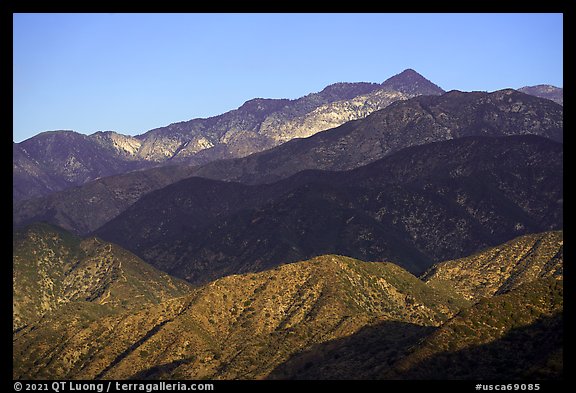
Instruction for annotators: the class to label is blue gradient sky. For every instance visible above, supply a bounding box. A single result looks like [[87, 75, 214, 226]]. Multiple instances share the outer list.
[[13, 13, 563, 142]]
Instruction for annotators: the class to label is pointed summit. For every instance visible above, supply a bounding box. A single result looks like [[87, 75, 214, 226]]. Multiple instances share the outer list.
[[382, 69, 445, 96]]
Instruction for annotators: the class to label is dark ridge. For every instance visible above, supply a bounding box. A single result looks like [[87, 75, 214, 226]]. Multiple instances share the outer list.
[[94, 135, 562, 285]]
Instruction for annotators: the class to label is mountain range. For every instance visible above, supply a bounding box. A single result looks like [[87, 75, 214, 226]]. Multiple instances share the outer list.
[[191, 88, 562, 184], [13, 68, 563, 380], [13, 224, 562, 380], [13, 70, 562, 203], [13, 69, 444, 202], [14, 88, 563, 285], [14, 84, 563, 238], [93, 134, 562, 285]]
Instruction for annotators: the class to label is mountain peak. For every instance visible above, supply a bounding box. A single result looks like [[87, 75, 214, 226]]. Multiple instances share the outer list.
[[394, 68, 420, 78], [382, 69, 445, 95], [518, 84, 563, 106]]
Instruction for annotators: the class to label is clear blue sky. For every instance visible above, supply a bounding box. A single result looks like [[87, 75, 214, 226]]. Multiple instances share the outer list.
[[13, 13, 563, 143]]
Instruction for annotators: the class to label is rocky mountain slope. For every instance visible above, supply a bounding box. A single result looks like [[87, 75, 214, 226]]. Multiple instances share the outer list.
[[94, 135, 562, 285], [14, 164, 199, 235], [13, 143, 71, 202], [13, 69, 442, 202], [422, 231, 563, 302], [13, 231, 562, 380], [270, 277, 562, 380], [137, 68, 442, 162], [518, 84, 563, 105], [192, 88, 563, 185], [13, 223, 191, 332], [384, 278, 562, 380], [12, 252, 465, 380], [13, 133, 151, 202]]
